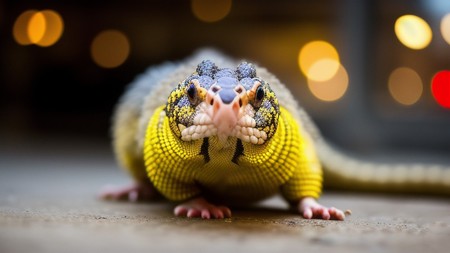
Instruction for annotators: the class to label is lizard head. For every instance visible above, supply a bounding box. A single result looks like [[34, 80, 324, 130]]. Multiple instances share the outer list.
[[165, 60, 280, 145]]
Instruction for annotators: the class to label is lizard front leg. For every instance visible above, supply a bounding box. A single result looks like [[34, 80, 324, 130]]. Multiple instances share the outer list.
[[174, 197, 232, 219], [99, 180, 158, 202], [299, 197, 345, 220]]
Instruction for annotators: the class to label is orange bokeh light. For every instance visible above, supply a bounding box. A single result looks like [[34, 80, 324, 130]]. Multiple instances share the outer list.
[[91, 30, 130, 68], [13, 9, 64, 47], [191, 0, 232, 22], [13, 10, 37, 45]]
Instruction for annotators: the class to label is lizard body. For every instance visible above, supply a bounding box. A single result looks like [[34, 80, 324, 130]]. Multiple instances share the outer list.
[[106, 49, 450, 220], [144, 105, 321, 203]]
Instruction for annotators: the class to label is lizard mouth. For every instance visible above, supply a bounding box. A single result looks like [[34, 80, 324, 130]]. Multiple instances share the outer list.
[[178, 78, 268, 145]]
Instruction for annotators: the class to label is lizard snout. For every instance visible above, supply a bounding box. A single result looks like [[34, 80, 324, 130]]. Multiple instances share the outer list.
[[211, 89, 241, 140]]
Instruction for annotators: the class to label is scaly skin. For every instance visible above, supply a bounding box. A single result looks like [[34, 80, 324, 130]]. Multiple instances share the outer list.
[[143, 105, 322, 203]]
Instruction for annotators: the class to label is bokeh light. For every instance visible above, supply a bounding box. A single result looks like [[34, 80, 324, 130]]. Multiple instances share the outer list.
[[388, 67, 423, 106], [13, 9, 64, 47], [191, 0, 232, 23], [13, 10, 37, 45], [431, 70, 450, 109], [299, 40, 340, 82], [28, 12, 46, 44], [307, 59, 341, 82], [91, 30, 130, 68], [307, 64, 349, 102], [35, 10, 64, 47], [440, 13, 450, 45], [394, 15, 432, 50]]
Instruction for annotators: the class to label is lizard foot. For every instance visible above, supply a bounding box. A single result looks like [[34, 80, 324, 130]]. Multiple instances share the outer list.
[[174, 197, 232, 219], [299, 197, 345, 221], [99, 181, 157, 202]]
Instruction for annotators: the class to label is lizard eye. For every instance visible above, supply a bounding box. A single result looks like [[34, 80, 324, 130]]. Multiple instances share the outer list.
[[254, 86, 265, 107], [186, 83, 198, 104]]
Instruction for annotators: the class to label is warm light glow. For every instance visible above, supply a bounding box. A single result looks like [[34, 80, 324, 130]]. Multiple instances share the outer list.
[[307, 64, 349, 102], [13, 10, 37, 45], [431, 70, 450, 109], [91, 30, 130, 68], [28, 12, 46, 44], [13, 9, 64, 47], [307, 59, 341, 82], [35, 10, 64, 47], [395, 15, 432, 50], [191, 0, 232, 23], [388, 67, 423, 106], [440, 13, 450, 45], [299, 40, 340, 81]]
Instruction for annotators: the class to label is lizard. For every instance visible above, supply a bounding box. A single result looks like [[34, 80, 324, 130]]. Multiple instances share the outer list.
[[101, 49, 450, 220]]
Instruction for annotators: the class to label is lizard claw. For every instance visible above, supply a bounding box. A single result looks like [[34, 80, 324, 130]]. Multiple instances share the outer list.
[[299, 197, 345, 220], [174, 197, 232, 219]]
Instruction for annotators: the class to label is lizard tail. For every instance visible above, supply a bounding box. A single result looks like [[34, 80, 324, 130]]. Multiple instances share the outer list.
[[292, 106, 450, 196], [315, 139, 450, 196]]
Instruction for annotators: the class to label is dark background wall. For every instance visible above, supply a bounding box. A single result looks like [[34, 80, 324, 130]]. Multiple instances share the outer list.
[[1, 0, 449, 159]]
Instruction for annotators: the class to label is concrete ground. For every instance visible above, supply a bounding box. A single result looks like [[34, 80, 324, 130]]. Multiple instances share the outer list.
[[1, 137, 449, 253]]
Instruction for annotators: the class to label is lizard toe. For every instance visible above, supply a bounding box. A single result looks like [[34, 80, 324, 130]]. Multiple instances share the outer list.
[[173, 197, 231, 219]]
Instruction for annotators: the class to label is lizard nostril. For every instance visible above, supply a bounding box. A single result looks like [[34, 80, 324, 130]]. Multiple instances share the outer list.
[[211, 86, 220, 93], [210, 98, 214, 106]]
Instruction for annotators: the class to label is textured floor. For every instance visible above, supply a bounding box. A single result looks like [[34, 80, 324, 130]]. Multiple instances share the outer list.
[[1, 137, 449, 253]]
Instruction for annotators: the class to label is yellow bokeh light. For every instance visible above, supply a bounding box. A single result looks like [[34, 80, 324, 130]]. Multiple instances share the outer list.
[[13, 10, 37, 45], [13, 9, 64, 47], [299, 40, 340, 81], [388, 67, 423, 106], [307, 59, 341, 82], [440, 13, 450, 45], [28, 12, 46, 44], [36, 10, 64, 47], [91, 30, 130, 68], [191, 0, 232, 23], [307, 64, 349, 102], [395, 15, 432, 50]]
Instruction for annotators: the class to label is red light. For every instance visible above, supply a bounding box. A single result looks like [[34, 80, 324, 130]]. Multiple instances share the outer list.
[[431, 71, 450, 109]]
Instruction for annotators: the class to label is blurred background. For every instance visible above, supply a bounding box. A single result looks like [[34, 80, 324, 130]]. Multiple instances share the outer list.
[[1, 0, 450, 160]]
